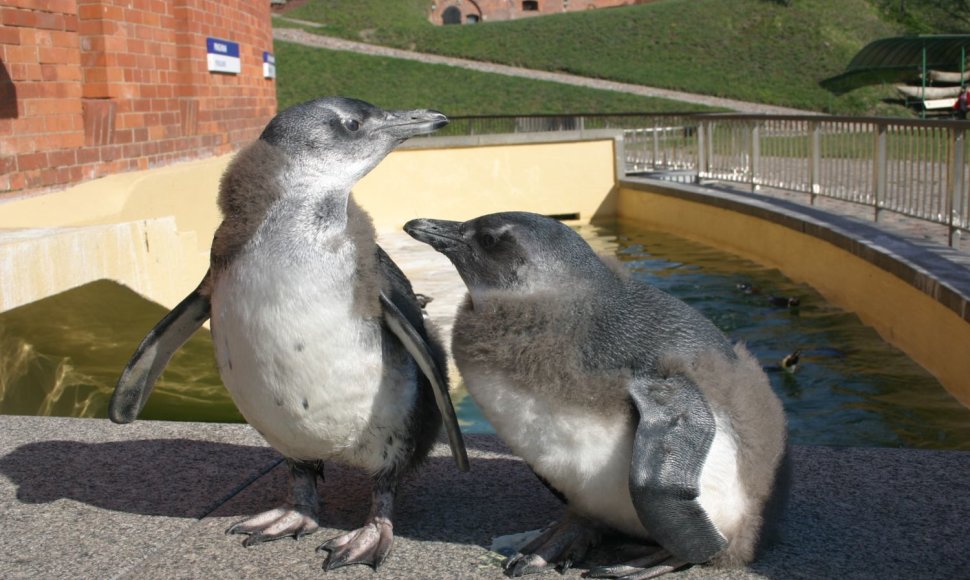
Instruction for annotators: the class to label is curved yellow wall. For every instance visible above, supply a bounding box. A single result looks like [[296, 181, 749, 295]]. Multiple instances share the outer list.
[[617, 185, 970, 407]]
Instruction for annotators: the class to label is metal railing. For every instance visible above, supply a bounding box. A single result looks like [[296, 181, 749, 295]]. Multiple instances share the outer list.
[[440, 113, 970, 246], [628, 114, 970, 246]]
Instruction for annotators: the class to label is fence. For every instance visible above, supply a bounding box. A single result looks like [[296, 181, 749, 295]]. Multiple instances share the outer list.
[[441, 113, 970, 246]]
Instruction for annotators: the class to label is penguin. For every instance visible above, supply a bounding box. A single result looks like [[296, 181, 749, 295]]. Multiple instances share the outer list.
[[109, 97, 469, 571], [405, 212, 787, 578]]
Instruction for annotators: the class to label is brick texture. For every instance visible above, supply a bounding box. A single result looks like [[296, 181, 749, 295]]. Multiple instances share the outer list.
[[0, 0, 276, 196]]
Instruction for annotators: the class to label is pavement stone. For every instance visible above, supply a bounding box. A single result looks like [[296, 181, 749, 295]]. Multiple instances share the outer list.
[[2, 416, 969, 579]]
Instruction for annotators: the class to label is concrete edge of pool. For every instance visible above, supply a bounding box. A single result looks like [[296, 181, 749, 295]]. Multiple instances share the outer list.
[[1, 414, 968, 579]]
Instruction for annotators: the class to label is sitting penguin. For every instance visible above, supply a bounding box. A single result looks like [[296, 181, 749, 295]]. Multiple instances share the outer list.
[[405, 212, 788, 578]]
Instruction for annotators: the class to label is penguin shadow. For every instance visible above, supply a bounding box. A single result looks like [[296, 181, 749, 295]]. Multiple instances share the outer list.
[[0, 435, 563, 549], [0, 438, 283, 518], [220, 435, 566, 549]]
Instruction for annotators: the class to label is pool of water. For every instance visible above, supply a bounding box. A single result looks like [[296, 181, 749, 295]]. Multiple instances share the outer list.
[[2, 219, 968, 449]]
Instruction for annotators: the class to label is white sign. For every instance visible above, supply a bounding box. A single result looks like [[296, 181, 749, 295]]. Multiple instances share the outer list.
[[207, 37, 240, 74], [263, 51, 276, 79]]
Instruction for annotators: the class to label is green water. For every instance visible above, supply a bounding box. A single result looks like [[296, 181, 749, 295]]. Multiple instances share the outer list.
[[2, 219, 968, 449]]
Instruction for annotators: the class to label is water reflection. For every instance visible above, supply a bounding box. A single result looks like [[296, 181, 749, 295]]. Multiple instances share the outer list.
[[0, 280, 242, 423]]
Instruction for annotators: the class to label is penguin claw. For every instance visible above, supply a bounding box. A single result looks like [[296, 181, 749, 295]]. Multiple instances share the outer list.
[[587, 550, 690, 579], [501, 514, 600, 576], [226, 506, 320, 545], [318, 516, 394, 571], [503, 554, 548, 577]]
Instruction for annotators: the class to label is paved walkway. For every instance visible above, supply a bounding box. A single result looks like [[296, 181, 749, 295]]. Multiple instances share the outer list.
[[271, 27, 810, 116]]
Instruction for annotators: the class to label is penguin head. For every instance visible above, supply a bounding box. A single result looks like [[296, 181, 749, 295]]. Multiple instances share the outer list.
[[405, 212, 614, 304], [260, 96, 448, 191]]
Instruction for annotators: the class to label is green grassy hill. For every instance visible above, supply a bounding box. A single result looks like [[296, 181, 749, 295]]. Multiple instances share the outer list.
[[274, 42, 722, 114], [279, 0, 967, 115]]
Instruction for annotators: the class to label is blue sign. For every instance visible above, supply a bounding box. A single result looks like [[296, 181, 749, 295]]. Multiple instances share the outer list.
[[206, 37, 240, 74], [263, 51, 276, 79]]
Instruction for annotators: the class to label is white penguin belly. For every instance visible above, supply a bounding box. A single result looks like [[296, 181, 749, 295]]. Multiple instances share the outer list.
[[462, 369, 647, 538], [465, 369, 747, 541], [211, 250, 415, 471]]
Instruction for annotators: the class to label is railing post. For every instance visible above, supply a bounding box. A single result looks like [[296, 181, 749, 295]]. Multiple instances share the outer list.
[[950, 125, 966, 247], [652, 122, 660, 169], [810, 121, 821, 205], [696, 121, 707, 183], [874, 122, 887, 222], [750, 122, 760, 192]]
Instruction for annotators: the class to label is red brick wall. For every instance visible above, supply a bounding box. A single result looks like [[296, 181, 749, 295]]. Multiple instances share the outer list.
[[430, 0, 652, 25], [0, 0, 276, 196]]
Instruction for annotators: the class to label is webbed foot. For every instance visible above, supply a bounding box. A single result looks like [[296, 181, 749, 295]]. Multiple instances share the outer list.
[[227, 458, 322, 547], [316, 515, 394, 570], [503, 514, 601, 576], [226, 505, 320, 546], [587, 548, 690, 579]]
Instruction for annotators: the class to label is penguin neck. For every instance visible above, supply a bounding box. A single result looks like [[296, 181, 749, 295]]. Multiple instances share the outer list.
[[283, 154, 375, 195]]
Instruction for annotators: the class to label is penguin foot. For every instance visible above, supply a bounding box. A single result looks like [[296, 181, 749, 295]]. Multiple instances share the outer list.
[[587, 549, 690, 579], [317, 516, 394, 571], [226, 505, 320, 546], [503, 515, 600, 577]]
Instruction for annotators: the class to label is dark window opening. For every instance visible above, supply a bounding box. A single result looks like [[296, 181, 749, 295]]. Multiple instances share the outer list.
[[522, 1, 539, 11], [442, 6, 462, 24]]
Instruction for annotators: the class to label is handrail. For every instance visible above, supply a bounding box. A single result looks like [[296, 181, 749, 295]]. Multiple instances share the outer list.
[[434, 113, 970, 246]]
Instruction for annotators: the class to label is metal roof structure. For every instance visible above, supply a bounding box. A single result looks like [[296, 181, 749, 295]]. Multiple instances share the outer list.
[[822, 34, 970, 94]]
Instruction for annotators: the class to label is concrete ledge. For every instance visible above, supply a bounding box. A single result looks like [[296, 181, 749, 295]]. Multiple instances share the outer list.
[[1, 416, 968, 579], [619, 177, 970, 322]]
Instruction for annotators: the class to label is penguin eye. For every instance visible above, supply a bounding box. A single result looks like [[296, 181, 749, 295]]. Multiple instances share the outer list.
[[480, 233, 498, 250], [343, 119, 360, 132]]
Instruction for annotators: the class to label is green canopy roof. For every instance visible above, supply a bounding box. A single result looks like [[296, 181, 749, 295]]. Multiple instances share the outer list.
[[822, 35, 970, 94]]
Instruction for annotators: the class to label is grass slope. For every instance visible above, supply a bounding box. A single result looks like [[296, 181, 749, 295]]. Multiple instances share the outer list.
[[284, 0, 961, 115], [274, 41, 720, 114]]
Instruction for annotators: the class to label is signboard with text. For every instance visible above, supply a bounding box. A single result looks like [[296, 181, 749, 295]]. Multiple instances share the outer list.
[[263, 51, 276, 79], [207, 37, 240, 74]]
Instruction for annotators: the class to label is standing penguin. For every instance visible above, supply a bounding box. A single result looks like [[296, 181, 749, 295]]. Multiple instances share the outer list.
[[405, 212, 787, 578], [110, 97, 468, 571]]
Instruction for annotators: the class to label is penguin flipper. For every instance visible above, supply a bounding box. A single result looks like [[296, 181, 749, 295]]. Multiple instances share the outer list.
[[627, 373, 727, 564], [379, 291, 469, 472], [109, 274, 212, 424]]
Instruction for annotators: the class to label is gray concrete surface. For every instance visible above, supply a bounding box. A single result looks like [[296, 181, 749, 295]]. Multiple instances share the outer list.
[[1, 415, 968, 579]]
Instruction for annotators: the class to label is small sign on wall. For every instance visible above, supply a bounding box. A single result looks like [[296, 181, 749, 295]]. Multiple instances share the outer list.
[[207, 37, 241, 74], [263, 51, 276, 79]]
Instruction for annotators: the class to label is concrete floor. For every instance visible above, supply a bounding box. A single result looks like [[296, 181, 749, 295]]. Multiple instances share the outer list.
[[1, 415, 969, 579]]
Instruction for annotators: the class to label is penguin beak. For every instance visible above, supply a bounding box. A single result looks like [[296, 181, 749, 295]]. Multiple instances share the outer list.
[[404, 218, 465, 253], [383, 109, 449, 140]]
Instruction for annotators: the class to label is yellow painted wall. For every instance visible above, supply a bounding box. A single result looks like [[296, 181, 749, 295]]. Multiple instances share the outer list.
[[0, 138, 617, 310], [354, 139, 617, 229], [617, 185, 970, 407], [0, 219, 201, 312]]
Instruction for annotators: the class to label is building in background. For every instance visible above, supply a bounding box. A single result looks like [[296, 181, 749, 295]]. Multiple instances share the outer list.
[[429, 0, 653, 25], [0, 0, 276, 196]]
